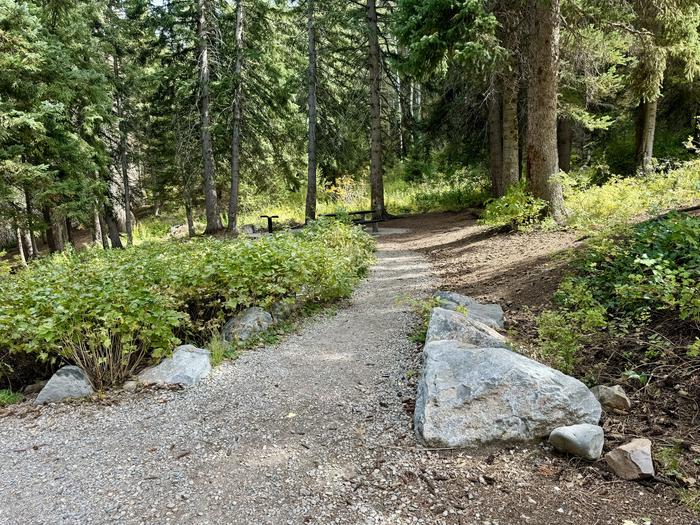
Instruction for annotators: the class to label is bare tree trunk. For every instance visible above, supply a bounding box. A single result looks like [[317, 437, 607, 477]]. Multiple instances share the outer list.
[[398, 48, 413, 158], [488, 84, 504, 197], [367, 0, 386, 219], [24, 188, 37, 256], [557, 117, 573, 173], [305, 0, 318, 222], [526, 0, 565, 221], [185, 201, 196, 237], [114, 55, 133, 246], [198, 0, 223, 234], [98, 211, 110, 249], [64, 218, 74, 248], [228, 0, 244, 233], [502, 79, 520, 194], [42, 207, 63, 253], [104, 204, 123, 249], [93, 207, 104, 247], [635, 99, 657, 174], [15, 226, 27, 267]]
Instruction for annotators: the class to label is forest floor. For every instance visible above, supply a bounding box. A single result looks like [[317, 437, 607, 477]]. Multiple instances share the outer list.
[[1, 212, 698, 524]]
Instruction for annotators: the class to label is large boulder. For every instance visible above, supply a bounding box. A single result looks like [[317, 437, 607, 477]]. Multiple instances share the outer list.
[[138, 345, 211, 387], [222, 307, 274, 342], [549, 424, 604, 460], [35, 366, 94, 405], [426, 307, 508, 348], [434, 291, 505, 330], [415, 341, 602, 448]]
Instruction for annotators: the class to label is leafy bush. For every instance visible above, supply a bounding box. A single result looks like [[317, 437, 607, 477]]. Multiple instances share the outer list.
[[566, 161, 700, 232], [537, 213, 700, 372], [0, 220, 374, 388], [481, 182, 548, 230]]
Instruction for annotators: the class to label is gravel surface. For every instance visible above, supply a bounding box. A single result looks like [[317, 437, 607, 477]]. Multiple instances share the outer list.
[[2, 233, 697, 525]]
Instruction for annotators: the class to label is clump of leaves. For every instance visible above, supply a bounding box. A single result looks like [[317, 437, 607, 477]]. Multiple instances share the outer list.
[[0, 389, 23, 407], [0, 220, 375, 388], [481, 182, 548, 231]]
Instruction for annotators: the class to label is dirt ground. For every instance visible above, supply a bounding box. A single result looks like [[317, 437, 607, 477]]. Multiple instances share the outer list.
[[384, 211, 700, 524]]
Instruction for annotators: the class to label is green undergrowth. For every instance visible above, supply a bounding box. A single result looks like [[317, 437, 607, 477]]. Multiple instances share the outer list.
[[0, 219, 374, 389], [535, 212, 700, 375], [0, 389, 23, 407]]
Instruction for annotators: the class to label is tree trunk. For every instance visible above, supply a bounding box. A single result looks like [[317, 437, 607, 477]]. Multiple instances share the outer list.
[[228, 0, 245, 233], [398, 49, 413, 158], [15, 226, 27, 267], [198, 0, 222, 234], [114, 54, 133, 246], [24, 188, 37, 257], [98, 211, 110, 249], [305, 0, 318, 222], [367, 0, 386, 219], [185, 202, 196, 237], [488, 86, 504, 197], [104, 204, 123, 249], [502, 75, 519, 193], [526, 0, 565, 221], [64, 218, 74, 247], [557, 117, 573, 173], [635, 99, 657, 174], [93, 207, 104, 247]]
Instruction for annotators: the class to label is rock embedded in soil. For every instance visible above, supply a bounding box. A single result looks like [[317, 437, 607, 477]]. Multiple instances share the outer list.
[[590, 384, 632, 411], [425, 307, 508, 348], [222, 307, 274, 342], [138, 345, 211, 387], [549, 424, 604, 460], [605, 438, 655, 480], [35, 366, 94, 405], [434, 291, 505, 330], [415, 341, 602, 448]]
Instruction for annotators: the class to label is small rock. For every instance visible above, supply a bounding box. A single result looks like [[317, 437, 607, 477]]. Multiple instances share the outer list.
[[23, 380, 48, 395], [434, 291, 505, 330], [605, 438, 655, 480], [590, 385, 631, 411], [138, 345, 211, 387], [222, 307, 274, 342], [35, 366, 94, 405], [549, 424, 604, 460], [123, 380, 139, 393], [169, 224, 189, 238]]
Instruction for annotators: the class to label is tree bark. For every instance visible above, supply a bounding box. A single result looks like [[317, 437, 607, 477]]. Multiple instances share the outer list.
[[98, 211, 110, 249], [502, 74, 519, 193], [114, 54, 133, 246], [104, 204, 123, 249], [526, 0, 565, 221], [15, 226, 27, 267], [367, 0, 386, 219], [305, 0, 318, 222], [64, 218, 74, 247], [557, 117, 573, 173], [488, 86, 504, 197], [228, 0, 244, 233], [635, 99, 657, 174], [185, 202, 196, 237], [93, 207, 104, 247], [198, 0, 223, 234], [398, 50, 413, 158]]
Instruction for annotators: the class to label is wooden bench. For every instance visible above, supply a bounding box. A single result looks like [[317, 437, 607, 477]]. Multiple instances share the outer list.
[[320, 210, 384, 232]]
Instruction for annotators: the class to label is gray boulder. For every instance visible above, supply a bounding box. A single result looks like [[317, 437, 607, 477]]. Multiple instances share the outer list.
[[269, 299, 300, 322], [415, 341, 602, 448], [426, 307, 508, 348], [239, 224, 256, 235], [605, 438, 655, 480], [35, 366, 94, 405], [138, 345, 211, 387], [549, 424, 604, 460], [223, 307, 274, 342], [434, 291, 505, 330], [591, 385, 632, 411]]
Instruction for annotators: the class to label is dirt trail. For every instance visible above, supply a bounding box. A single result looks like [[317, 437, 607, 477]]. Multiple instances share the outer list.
[[1, 219, 696, 524]]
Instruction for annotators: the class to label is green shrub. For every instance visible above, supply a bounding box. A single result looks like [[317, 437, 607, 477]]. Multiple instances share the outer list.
[[0, 220, 374, 388], [537, 213, 700, 372], [481, 182, 548, 231]]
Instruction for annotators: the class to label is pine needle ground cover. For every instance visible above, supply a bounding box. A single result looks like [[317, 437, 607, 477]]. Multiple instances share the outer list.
[[0, 220, 374, 389]]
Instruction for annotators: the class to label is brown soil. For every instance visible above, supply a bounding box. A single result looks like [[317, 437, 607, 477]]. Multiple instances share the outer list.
[[382, 211, 700, 524]]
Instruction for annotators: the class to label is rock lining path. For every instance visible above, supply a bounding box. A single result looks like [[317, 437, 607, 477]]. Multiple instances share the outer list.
[[0, 244, 435, 525]]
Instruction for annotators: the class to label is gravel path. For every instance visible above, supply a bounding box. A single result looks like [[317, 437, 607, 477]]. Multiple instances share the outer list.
[[0, 244, 435, 525]]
